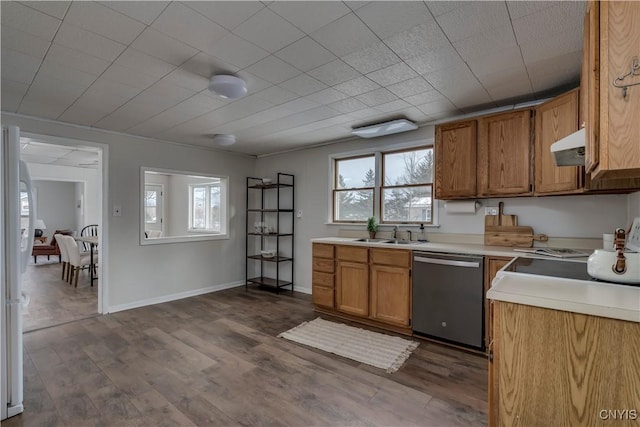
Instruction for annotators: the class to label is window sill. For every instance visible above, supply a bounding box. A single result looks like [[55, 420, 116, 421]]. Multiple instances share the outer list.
[[324, 222, 440, 228], [140, 233, 229, 245]]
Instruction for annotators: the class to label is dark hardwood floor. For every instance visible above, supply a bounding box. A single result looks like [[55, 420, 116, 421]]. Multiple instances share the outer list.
[[22, 259, 98, 332], [5, 286, 488, 426]]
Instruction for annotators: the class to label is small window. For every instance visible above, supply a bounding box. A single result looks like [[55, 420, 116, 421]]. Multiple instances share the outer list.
[[189, 182, 221, 232], [333, 155, 375, 222]]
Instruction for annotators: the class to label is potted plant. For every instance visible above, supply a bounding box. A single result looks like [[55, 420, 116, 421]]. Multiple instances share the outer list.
[[367, 216, 378, 239]]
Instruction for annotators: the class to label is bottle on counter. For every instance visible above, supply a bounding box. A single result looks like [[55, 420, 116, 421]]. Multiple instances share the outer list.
[[418, 223, 428, 242]]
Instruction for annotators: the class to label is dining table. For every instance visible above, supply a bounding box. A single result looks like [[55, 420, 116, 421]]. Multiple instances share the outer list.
[[75, 235, 98, 285]]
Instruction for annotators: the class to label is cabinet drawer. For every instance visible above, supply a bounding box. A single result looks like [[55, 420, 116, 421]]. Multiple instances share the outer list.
[[313, 243, 334, 259], [312, 271, 334, 288], [370, 248, 410, 268], [336, 245, 368, 263], [312, 285, 334, 308], [313, 258, 334, 273]]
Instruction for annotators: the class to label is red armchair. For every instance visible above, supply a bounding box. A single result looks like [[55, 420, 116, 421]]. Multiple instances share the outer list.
[[32, 229, 73, 263]]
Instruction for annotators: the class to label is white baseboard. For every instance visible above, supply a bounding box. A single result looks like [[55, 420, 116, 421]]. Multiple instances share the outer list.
[[295, 285, 311, 295], [107, 281, 244, 314]]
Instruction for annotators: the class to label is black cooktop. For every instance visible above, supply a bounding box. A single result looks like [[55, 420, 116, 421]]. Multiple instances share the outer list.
[[505, 257, 592, 281]]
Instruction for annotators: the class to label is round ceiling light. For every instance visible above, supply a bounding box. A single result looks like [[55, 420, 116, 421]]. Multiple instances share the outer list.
[[213, 134, 236, 146], [208, 75, 247, 99]]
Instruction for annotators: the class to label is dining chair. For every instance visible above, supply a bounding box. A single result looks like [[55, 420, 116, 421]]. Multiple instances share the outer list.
[[58, 235, 97, 288], [80, 224, 98, 252], [54, 234, 70, 283]]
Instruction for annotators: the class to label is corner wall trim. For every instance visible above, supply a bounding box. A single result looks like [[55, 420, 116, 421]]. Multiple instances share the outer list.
[[106, 281, 245, 314]]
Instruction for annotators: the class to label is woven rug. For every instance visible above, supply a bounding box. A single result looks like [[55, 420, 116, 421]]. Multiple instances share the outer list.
[[278, 317, 419, 373]]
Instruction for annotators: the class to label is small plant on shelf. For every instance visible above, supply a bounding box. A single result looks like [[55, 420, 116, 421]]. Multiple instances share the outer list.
[[367, 216, 378, 239]]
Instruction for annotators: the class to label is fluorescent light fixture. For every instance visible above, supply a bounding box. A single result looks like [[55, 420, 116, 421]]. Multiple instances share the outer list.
[[352, 119, 418, 138], [208, 75, 247, 99], [213, 134, 236, 146]]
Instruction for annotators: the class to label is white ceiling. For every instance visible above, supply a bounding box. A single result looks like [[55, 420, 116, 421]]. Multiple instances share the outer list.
[[20, 137, 100, 168], [1, 1, 586, 156]]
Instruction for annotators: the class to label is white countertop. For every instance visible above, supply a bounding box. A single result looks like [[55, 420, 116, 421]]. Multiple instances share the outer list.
[[311, 236, 640, 323]]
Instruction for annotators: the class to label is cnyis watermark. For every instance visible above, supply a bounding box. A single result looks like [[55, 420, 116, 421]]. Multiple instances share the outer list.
[[598, 409, 638, 421]]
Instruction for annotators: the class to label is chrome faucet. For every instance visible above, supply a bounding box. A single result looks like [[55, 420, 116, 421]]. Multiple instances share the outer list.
[[392, 226, 399, 240]]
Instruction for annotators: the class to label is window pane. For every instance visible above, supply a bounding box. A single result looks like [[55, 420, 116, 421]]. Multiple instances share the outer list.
[[384, 148, 433, 185], [336, 156, 375, 189], [209, 185, 220, 231], [382, 185, 432, 223], [145, 207, 157, 223], [192, 187, 206, 229], [334, 189, 373, 221]]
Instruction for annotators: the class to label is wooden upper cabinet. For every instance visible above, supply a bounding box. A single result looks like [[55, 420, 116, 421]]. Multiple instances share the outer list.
[[477, 110, 533, 197], [588, 1, 640, 181], [582, 0, 600, 174], [534, 89, 582, 195], [435, 120, 477, 199]]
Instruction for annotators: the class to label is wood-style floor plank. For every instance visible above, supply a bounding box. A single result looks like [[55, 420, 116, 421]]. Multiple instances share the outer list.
[[5, 287, 488, 426]]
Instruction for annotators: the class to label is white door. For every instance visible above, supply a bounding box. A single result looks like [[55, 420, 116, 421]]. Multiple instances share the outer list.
[[1, 125, 31, 420], [144, 184, 163, 236]]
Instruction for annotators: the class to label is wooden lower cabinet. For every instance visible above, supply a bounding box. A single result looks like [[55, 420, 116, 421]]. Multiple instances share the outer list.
[[312, 243, 335, 309], [489, 302, 640, 427], [370, 264, 410, 326], [336, 260, 369, 317], [484, 257, 512, 351]]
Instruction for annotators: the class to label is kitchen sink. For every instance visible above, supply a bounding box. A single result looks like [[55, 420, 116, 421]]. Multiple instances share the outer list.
[[353, 238, 428, 245], [354, 238, 387, 242]]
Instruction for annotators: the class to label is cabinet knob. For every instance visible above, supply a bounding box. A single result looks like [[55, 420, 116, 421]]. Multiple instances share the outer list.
[[441, 321, 447, 328], [580, 121, 586, 129]]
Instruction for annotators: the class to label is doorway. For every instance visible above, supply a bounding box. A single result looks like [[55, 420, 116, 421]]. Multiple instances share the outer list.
[[19, 134, 107, 331]]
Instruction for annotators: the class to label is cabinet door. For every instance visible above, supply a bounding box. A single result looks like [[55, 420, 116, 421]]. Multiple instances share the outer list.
[[312, 285, 334, 308], [582, 0, 599, 174], [370, 264, 411, 326], [336, 261, 369, 317], [435, 120, 477, 199], [477, 110, 532, 196], [534, 90, 582, 195], [484, 257, 511, 352]]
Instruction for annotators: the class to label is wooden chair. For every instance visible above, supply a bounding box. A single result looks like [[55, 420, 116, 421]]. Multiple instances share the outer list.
[[80, 224, 98, 252], [57, 236, 97, 288]]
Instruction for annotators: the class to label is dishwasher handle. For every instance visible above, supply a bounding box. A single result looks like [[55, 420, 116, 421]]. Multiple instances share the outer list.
[[413, 256, 480, 268]]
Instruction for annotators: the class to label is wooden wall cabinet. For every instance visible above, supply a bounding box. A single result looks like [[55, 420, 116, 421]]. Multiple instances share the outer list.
[[477, 110, 533, 197], [312, 243, 335, 308], [370, 249, 411, 327], [585, 1, 640, 181], [335, 246, 369, 317], [489, 302, 640, 427], [534, 89, 583, 195], [435, 120, 477, 199]]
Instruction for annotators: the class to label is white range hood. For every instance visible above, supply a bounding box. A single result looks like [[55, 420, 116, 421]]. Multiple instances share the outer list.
[[550, 128, 586, 166]]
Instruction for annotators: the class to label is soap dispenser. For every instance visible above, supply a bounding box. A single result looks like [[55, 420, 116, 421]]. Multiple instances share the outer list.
[[418, 223, 428, 242]]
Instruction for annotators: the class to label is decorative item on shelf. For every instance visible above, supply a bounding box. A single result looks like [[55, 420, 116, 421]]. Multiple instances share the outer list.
[[34, 219, 46, 237], [261, 249, 276, 258], [367, 216, 378, 239], [262, 178, 272, 185]]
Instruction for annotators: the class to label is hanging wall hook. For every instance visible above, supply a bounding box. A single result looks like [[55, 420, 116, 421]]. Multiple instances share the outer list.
[[613, 56, 640, 99]]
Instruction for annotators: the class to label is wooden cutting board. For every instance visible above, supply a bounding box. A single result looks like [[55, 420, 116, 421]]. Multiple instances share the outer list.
[[484, 225, 549, 247], [484, 202, 518, 227]]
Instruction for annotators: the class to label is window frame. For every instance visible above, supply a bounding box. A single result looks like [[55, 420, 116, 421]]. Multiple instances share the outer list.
[[188, 181, 222, 233], [331, 145, 436, 226]]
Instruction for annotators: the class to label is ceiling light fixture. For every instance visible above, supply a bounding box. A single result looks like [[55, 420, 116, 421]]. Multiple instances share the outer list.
[[352, 119, 418, 138], [208, 75, 247, 99], [213, 134, 236, 146]]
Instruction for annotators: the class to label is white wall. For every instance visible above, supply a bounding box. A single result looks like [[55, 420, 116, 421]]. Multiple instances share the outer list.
[[255, 126, 630, 293], [32, 180, 76, 239], [628, 191, 640, 224], [3, 113, 256, 311]]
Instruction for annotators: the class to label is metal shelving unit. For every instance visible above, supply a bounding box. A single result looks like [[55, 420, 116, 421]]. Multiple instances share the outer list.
[[245, 173, 294, 293]]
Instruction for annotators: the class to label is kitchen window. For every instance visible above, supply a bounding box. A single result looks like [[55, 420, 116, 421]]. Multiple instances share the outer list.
[[189, 181, 222, 232], [332, 146, 434, 224]]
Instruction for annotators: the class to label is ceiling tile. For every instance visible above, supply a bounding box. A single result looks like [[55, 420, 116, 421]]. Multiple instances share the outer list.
[[506, 1, 558, 20], [64, 2, 145, 45], [308, 59, 360, 86], [182, 1, 264, 31], [1, 78, 29, 112], [387, 76, 433, 98], [44, 43, 112, 76], [114, 48, 176, 79], [356, 1, 433, 40], [19, 80, 84, 119], [152, 2, 229, 53], [54, 22, 127, 62], [423, 63, 492, 108], [20, 154, 56, 164], [512, 2, 585, 45], [279, 98, 322, 113], [366, 62, 418, 86], [1, 48, 42, 85], [214, 106, 293, 135], [334, 76, 380, 97], [466, 46, 524, 79], [479, 66, 534, 102], [344, 2, 371, 11], [356, 88, 398, 107], [436, 2, 511, 43], [311, 13, 378, 57], [405, 45, 464, 76], [426, 1, 471, 17], [101, 63, 160, 91], [520, 27, 583, 65], [403, 90, 447, 107], [180, 52, 239, 79], [305, 88, 349, 105], [453, 23, 517, 62], [1, 25, 51, 59], [244, 55, 301, 84], [275, 37, 336, 72], [145, 79, 197, 102], [233, 8, 305, 53], [99, 1, 169, 25], [208, 33, 269, 69], [130, 27, 200, 67], [527, 51, 581, 93], [268, 1, 351, 33], [37, 60, 98, 88], [58, 91, 132, 125], [1, 2, 61, 40], [83, 78, 142, 103], [374, 99, 411, 113], [341, 42, 401, 74], [19, 1, 70, 19], [95, 91, 183, 131], [234, 70, 272, 94], [159, 68, 209, 93], [253, 86, 299, 105], [278, 74, 327, 96], [346, 107, 382, 120], [416, 98, 459, 116], [384, 21, 450, 61], [22, 143, 72, 157], [327, 97, 368, 114]]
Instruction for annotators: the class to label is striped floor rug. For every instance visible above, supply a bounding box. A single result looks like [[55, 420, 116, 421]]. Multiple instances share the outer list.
[[278, 317, 419, 373]]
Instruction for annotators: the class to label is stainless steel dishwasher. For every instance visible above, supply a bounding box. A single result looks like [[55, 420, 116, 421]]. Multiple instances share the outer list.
[[412, 252, 485, 350]]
